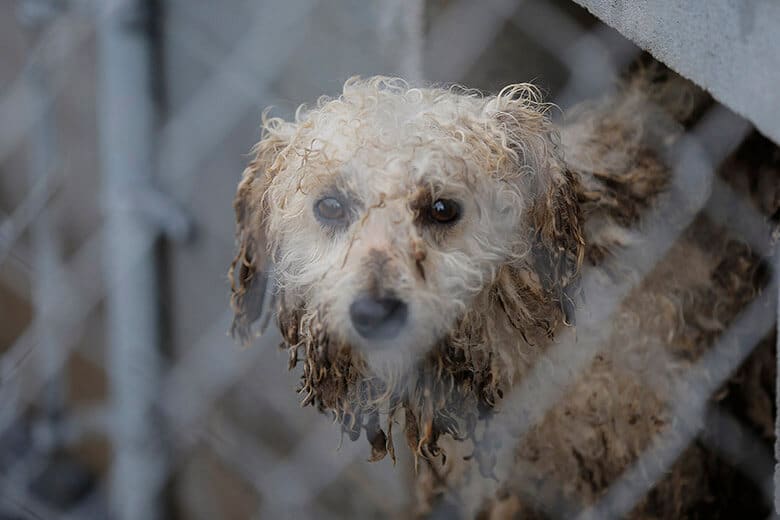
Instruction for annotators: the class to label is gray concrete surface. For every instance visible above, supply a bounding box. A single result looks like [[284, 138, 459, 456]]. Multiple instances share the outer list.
[[572, 0, 780, 146]]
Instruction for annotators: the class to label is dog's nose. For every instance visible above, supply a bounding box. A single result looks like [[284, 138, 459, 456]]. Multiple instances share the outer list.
[[349, 296, 408, 340]]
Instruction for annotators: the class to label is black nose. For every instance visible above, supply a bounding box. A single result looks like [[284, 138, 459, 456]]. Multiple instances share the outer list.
[[349, 296, 408, 340]]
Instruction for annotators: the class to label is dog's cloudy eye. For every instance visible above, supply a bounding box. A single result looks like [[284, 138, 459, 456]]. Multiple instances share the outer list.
[[314, 197, 346, 223], [429, 199, 460, 224]]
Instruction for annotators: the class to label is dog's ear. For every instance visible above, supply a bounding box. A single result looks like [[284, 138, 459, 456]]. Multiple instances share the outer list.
[[229, 125, 291, 345], [491, 85, 585, 326], [528, 164, 584, 326]]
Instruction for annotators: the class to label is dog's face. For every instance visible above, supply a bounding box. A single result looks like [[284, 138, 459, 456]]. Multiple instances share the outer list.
[[230, 77, 583, 411], [263, 93, 533, 363]]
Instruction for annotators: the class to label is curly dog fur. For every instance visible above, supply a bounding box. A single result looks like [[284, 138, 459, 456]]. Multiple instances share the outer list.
[[229, 72, 771, 518]]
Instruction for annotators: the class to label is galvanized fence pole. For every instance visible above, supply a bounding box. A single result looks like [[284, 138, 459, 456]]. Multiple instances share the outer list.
[[97, 1, 167, 518]]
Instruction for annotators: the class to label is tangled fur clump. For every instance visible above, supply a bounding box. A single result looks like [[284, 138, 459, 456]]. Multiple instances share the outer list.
[[229, 71, 773, 518]]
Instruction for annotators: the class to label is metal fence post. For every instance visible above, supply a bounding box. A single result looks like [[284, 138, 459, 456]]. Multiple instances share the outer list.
[[97, 1, 167, 518]]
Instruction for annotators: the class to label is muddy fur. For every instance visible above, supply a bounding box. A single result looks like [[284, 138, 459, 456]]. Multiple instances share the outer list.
[[468, 216, 769, 519], [229, 69, 775, 518]]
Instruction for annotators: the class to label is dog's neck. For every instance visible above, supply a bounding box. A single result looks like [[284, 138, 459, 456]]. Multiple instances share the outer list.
[[275, 260, 569, 467]]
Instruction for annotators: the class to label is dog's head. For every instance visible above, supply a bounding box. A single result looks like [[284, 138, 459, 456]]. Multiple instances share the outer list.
[[229, 77, 583, 458]]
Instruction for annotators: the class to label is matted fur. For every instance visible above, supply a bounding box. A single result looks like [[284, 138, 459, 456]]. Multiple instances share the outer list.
[[229, 73, 770, 518]]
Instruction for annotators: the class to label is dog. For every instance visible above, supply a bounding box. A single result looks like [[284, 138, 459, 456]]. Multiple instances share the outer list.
[[229, 72, 771, 518]]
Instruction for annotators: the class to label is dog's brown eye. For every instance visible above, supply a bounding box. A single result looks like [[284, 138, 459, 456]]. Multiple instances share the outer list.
[[314, 197, 346, 223], [429, 199, 460, 224]]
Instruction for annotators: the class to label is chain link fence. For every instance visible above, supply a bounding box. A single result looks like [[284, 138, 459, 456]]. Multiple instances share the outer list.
[[1, 0, 779, 518]]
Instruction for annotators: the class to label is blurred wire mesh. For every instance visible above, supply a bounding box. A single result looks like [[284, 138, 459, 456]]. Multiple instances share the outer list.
[[0, 0, 779, 519]]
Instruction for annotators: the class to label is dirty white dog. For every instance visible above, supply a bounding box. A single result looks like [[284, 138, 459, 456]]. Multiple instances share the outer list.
[[229, 74, 768, 518]]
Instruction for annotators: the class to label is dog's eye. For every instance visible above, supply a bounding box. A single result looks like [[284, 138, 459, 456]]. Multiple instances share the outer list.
[[429, 199, 461, 224], [314, 197, 346, 223]]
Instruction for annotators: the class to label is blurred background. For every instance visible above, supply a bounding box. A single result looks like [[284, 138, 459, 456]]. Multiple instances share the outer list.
[[1, 0, 779, 519]]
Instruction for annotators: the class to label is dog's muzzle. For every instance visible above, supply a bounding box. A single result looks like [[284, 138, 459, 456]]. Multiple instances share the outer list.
[[349, 295, 408, 340]]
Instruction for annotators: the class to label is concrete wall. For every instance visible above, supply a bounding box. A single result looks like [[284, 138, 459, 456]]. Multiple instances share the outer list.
[[572, 0, 780, 145]]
